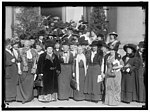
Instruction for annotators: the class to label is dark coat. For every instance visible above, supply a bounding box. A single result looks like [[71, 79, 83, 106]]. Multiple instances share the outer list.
[[135, 51, 146, 102], [86, 50, 103, 66], [37, 53, 61, 95], [5, 50, 18, 101], [84, 50, 104, 101], [121, 54, 141, 102], [54, 49, 62, 59]]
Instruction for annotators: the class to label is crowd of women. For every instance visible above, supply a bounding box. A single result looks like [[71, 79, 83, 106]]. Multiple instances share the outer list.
[[5, 23, 146, 106]]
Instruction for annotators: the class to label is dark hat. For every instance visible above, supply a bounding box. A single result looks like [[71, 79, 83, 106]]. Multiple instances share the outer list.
[[97, 33, 104, 38], [123, 44, 137, 52], [5, 38, 12, 46], [82, 21, 88, 24], [19, 34, 27, 40], [109, 32, 118, 37], [38, 30, 46, 36], [80, 40, 89, 45], [97, 40, 105, 48], [69, 41, 79, 46], [29, 36, 35, 40], [72, 34, 79, 38], [62, 41, 69, 46], [73, 30, 79, 34], [138, 41, 144, 48], [45, 41, 55, 49], [90, 41, 99, 47], [78, 36, 89, 45], [67, 27, 73, 31]]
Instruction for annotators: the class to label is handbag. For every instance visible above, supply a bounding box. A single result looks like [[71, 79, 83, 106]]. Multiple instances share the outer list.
[[70, 76, 77, 90], [107, 69, 116, 77], [34, 75, 43, 87]]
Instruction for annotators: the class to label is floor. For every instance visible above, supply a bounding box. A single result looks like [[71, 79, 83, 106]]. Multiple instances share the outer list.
[[7, 98, 145, 108]]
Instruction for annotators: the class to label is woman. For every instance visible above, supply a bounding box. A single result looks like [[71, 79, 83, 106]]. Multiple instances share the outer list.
[[69, 42, 78, 58], [121, 44, 141, 103], [34, 43, 44, 100], [58, 42, 74, 100], [5, 39, 18, 102], [135, 41, 146, 103], [84, 41, 103, 103], [53, 42, 61, 59], [107, 32, 121, 52], [37, 42, 61, 102], [104, 45, 124, 106], [73, 46, 87, 101], [16, 40, 37, 103], [11, 41, 22, 75]]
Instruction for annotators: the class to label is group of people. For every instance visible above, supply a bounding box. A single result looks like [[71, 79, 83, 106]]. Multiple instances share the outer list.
[[5, 27, 146, 106]]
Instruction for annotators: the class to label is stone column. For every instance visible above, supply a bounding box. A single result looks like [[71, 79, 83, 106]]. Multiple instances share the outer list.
[[5, 7, 13, 39], [62, 7, 66, 22]]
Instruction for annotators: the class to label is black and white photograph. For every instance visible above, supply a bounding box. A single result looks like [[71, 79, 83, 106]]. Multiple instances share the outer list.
[[1, 0, 148, 110]]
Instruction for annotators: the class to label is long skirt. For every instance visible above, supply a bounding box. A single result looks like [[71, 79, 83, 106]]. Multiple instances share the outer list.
[[16, 62, 34, 103], [5, 64, 18, 102], [136, 67, 145, 103], [73, 67, 85, 101], [104, 71, 122, 106], [84, 64, 103, 101], [121, 72, 136, 103], [58, 64, 73, 100]]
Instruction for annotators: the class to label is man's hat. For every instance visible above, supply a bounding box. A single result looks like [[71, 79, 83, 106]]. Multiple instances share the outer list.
[[109, 32, 118, 37], [123, 44, 137, 52]]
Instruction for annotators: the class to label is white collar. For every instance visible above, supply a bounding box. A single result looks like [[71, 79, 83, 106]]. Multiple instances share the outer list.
[[39, 39, 42, 42], [56, 49, 59, 51], [92, 51, 97, 54], [6, 48, 13, 55]]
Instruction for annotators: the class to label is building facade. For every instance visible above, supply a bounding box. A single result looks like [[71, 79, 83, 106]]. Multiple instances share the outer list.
[[5, 6, 145, 46]]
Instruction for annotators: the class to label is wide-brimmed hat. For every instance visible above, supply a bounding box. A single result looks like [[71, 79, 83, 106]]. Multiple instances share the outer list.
[[138, 41, 144, 48], [109, 32, 118, 37], [45, 40, 55, 49], [123, 44, 137, 52], [90, 41, 99, 47]]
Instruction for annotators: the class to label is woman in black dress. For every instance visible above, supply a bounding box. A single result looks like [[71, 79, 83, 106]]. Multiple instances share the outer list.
[[37, 42, 61, 102]]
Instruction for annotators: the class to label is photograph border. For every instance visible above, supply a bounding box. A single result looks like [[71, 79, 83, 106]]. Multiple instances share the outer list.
[[2, 1, 148, 110]]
